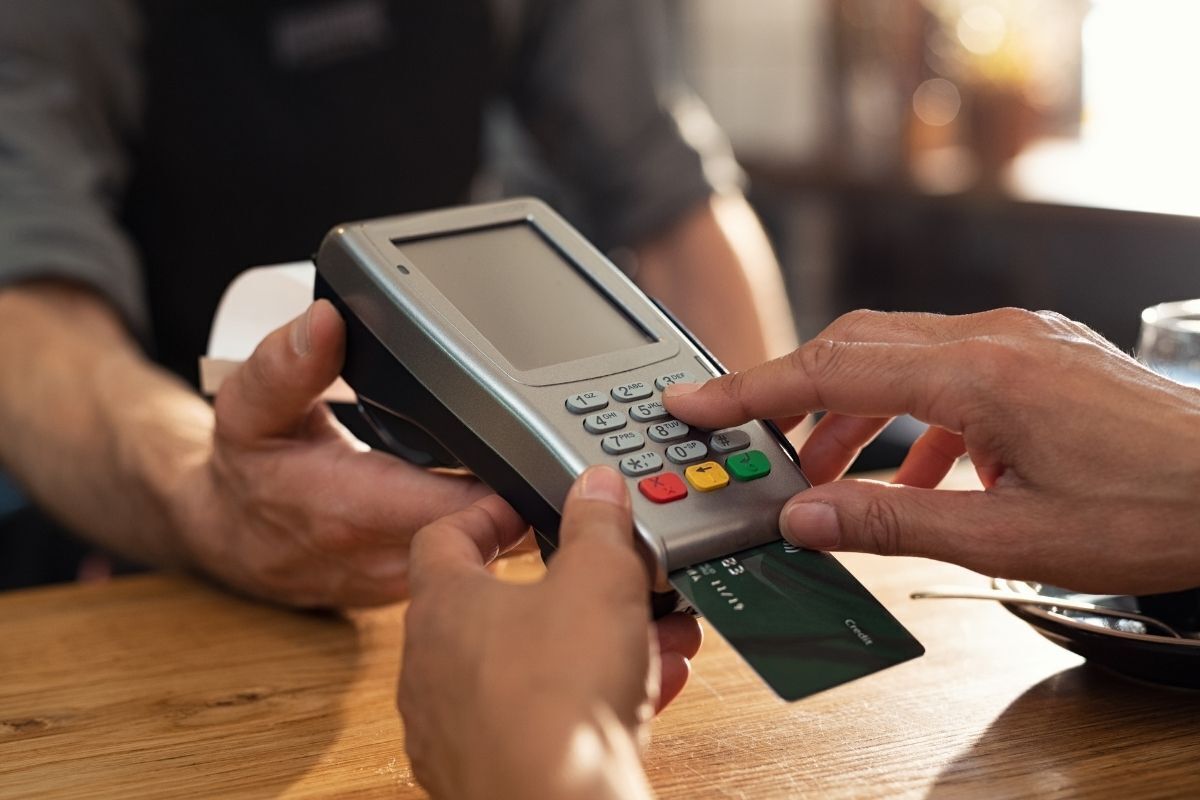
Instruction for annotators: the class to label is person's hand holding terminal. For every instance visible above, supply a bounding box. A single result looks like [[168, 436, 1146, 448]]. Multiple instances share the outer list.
[[185, 300, 527, 606], [0, 286, 515, 607], [399, 465, 701, 800], [665, 309, 1200, 595]]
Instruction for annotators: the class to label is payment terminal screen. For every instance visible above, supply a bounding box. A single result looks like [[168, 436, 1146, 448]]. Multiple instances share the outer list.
[[395, 223, 654, 371]]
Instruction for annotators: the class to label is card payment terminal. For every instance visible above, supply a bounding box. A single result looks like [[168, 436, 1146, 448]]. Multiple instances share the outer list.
[[312, 198, 809, 601], [313, 200, 925, 699]]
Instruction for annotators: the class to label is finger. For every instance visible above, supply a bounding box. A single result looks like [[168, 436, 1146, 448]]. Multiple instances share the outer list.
[[779, 480, 1029, 578], [317, 447, 514, 545], [798, 413, 892, 485], [655, 653, 691, 714], [408, 495, 525, 596], [975, 461, 1007, 489], [772, 414, 809, 434], [655, 613, 703, 660], [215, 300, 345, 442], [557, 466, 631, 548], [893, 426, 967, 488], [500, 528, 541, 557], [550, 466, 648, 600], [664, 339, 971, 431]]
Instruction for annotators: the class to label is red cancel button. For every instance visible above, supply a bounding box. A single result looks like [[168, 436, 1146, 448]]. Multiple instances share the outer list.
[[638, 473, 687, 503]]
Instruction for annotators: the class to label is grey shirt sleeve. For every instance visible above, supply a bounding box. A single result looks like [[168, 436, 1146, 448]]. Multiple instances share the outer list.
[[505, 0, 742, 250], [0, 1, 147, 333]]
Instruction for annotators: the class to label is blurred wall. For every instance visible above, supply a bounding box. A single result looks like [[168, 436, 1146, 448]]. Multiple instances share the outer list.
[[670, 0, 831, 164], [671, 1, 1200, 349]]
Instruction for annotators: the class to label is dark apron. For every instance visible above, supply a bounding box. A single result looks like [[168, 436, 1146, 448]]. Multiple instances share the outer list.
[[123, 0, 497, 381]]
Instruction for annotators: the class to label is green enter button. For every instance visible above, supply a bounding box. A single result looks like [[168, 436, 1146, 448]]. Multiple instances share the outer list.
[[726, 450, 771, 482]]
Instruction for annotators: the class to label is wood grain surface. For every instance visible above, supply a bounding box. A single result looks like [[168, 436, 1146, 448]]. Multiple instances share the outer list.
[[2, 466, 1199, 799]]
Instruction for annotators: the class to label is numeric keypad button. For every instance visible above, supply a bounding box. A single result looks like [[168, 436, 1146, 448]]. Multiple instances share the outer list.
[[654, 371, 695, 391], [601, 431, 645, 455], [611, 381, 653, 402], [583, 410, 628, 434], [564, 391, 608, 414], [665, 440, 709, 465], [647, 419, 689, 443], [709, 429, 751, 454], [619, 451, 664, 477], [630, 400, 669, 422]]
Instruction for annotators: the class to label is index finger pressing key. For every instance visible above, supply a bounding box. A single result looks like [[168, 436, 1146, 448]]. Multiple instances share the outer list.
[[663, 339, 975, 432]]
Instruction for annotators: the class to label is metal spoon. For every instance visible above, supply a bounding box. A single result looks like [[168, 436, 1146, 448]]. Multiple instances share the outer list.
[[910, 585, 1185, 639]]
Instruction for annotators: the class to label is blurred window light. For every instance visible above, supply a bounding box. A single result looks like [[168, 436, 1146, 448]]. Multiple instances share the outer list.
[[1083, 0, 1200, 149], [1009, 0, 1200, 217], [677, 0, 830, 162]]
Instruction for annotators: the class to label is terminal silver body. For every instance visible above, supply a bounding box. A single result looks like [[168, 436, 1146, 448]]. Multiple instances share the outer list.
[[315, 198, 811, 591]]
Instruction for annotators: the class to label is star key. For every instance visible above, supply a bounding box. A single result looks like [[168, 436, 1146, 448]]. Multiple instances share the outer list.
[[619, 450, 663, 477]]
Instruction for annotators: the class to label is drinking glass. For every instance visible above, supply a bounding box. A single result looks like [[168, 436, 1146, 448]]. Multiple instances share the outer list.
[[1136, 299, 1200, 635], [1138, 299, 1200, 387]]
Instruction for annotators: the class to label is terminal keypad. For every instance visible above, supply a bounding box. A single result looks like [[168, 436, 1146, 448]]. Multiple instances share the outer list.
[[568, 370, 775, 504]]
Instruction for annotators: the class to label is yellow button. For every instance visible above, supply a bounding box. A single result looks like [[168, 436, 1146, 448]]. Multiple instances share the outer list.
[[685, 461, 729, 493]]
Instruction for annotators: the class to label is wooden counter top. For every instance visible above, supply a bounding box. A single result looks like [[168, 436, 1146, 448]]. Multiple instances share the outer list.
[[3, 465, 1198, 798]]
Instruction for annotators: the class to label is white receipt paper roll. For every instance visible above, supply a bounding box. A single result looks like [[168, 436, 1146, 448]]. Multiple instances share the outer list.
[[199, 261, 355, 403]]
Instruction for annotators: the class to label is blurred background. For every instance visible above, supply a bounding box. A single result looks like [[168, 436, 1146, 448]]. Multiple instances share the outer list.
[[675, 0, 1200, 350], [496, 0, 1200, 355]]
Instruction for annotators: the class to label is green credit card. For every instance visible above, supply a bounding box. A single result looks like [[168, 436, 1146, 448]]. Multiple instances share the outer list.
[[669, 540, 924, 701]]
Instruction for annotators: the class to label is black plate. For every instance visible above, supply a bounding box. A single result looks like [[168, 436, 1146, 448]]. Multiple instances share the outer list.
[[994, 579, 1200, 689]]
